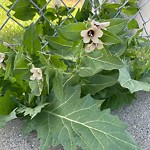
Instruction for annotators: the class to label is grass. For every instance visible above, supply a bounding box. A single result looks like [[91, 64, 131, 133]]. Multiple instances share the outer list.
[[0, 0, 82, 43], [0, 0, 28, 43]]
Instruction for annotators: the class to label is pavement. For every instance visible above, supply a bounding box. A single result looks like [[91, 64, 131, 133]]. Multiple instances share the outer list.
[[0, 91, 150, 150]]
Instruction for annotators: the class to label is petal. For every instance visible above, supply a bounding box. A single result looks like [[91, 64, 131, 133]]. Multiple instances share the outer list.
[[80, 30, 88, 37], [0, 53, 5, 63], [97, 43, 104, 50], [90, 20, 95, 27], [100, 22, 110, 29], [30, 75, 36, 80], [91, 36, 100, 43], [85, 43, 96, 53], [95, 29, 103, 37], [83, 36, 90, 43], [37, 75, 42, 80], [30, 68, 35, 73]]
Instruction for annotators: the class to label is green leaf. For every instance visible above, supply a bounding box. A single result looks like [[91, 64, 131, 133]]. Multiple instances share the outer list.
[[118, 65, 150, 93], [14, 52, 29, 69], [46, 36, 73, 56], [10, 0, 36, 21], [0, 43, 10, 52], [29, 80, 43, 96], [52, 70, 63, 100], [101, 91, 135, 110], [99, 84, 135, 110], [107, 18, 128, 34], [44, 67, 54, 94], [0, 91, 17, 115], [128, 19, 139, 29], [23, 24, 41, 55], [101, 30, 123, 44], [56, 23, 86, 41], [24, 86, 140, 150], [17, 103, 48, 119], [4, 53, 14, 80], [109, 44, 127, 57], [82, 74, 117, 95], [14, 7, 36, 21], [78, 51, 124, 77], [75, 0, 92, 21], [0, 109, 17, 128], [122, 7, 138, 16], [50, 55, 67, 70]]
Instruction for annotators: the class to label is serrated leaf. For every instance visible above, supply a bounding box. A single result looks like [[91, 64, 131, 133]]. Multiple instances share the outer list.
[[0, 91, 17, 115], [17, 103, 48, 119], [78, 52, 124, 77], [118, 65, 150, 93], [29, 80, 43, 96], [56, 23, 86, 41], [23, 24, 41, 54], [0, 109, 17, 128], [24, 86, 140, 150]]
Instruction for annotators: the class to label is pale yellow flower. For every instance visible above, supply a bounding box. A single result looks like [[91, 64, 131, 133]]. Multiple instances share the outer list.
[[91, 20, 110, 30], [0, 52, 5, 63], [30, 68, 43, 81], [0, 63, 5, 70], [85, 40, 104, 53], [80, 26, 103, 43]]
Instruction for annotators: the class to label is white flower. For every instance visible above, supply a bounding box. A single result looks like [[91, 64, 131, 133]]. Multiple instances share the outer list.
[[0, 52, 5, 63], [80, 26, 103, 43], [0, 63, 5, 70], [85, 40, 104, 53], [30, 68, 43, 81], [91, 20, 110, 30]]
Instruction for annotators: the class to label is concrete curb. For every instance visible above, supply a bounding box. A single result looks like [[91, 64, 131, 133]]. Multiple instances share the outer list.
[[0, 91, 150, 150]]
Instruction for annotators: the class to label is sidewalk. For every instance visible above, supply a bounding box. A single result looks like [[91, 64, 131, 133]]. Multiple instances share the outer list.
[[0, 91, 150, 150]]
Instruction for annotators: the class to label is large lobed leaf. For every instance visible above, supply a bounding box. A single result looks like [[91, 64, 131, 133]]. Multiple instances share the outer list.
[[118, 65, 150, 93], [78, 51, 124, 77], [24, 86, 140, 150]]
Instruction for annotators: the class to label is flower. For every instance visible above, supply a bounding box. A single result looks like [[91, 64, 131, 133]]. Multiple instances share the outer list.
[[80, 26, 103, 43], [85, 40, 104, 53], [91, 20, 110, 30], [30, 67, 43, 81], [0, 63, 5, 70], [0, 52, 5, 63]]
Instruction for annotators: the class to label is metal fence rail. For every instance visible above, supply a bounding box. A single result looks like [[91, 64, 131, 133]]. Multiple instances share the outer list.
[[0, 0, 150, 46]]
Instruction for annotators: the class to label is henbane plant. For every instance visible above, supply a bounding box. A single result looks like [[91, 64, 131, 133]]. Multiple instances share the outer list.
[[0, 0, 150, 149]]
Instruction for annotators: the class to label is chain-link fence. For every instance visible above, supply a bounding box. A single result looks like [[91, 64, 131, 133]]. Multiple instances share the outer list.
[[0, 0, 150, 47]]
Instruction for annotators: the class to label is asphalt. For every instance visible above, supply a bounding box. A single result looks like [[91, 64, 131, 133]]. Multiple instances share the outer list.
[[0, 91, 150, 150]]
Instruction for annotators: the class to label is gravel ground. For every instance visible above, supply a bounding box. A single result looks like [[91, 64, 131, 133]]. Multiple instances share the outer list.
[[0, 91, 150, 150]]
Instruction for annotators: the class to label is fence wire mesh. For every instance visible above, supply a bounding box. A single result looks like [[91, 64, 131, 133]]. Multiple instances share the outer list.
[[0, 0, 150, 48]]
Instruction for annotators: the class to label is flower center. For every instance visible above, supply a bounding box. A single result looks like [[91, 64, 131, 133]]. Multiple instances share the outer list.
[[94, 24, 100, 28], [88, 30, 95, 37]]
